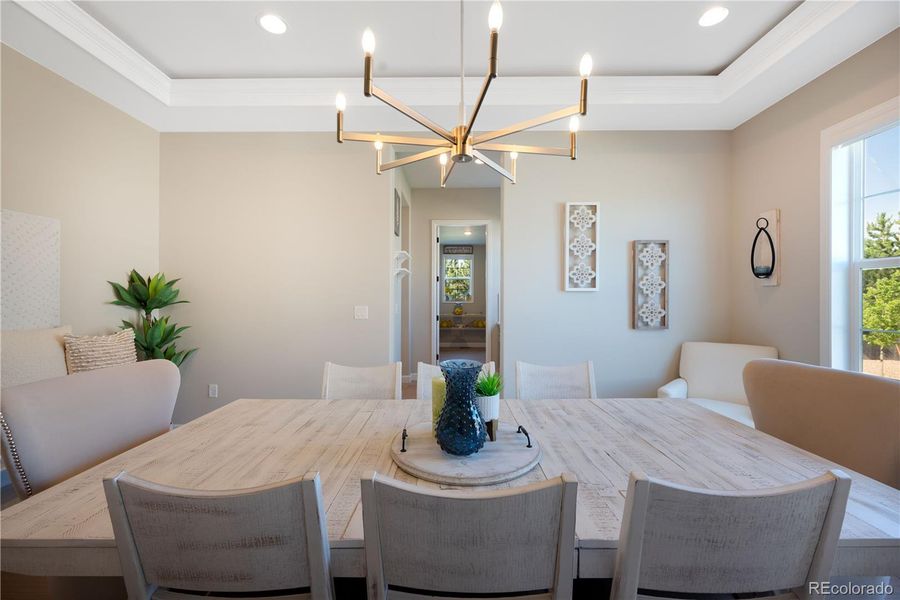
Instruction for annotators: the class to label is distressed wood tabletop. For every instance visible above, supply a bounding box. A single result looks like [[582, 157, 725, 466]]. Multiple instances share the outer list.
[[2, 398, 898, 578]]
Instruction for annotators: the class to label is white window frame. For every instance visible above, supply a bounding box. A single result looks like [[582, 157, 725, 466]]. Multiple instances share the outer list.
[[820, 97, 899, 370], [442, 253, 475, 304]]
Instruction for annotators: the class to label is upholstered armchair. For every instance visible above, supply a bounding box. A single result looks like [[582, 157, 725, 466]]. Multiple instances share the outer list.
[[658, 342, 778, 427]]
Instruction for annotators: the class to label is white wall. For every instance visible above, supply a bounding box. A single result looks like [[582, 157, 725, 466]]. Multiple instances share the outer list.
[[160, 133, 394, 423], [730, 29, 899, 364], [1, 45, 159, 335], [409, 188, 501, 370], [502, 131, 732, 397]]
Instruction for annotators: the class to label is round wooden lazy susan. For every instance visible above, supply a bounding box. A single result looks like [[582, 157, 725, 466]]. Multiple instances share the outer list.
[[390, 422, 542, 486]]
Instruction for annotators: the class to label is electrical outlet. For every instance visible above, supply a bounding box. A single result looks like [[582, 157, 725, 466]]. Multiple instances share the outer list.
[[354, 305, 369, 319], [208, 384, 218, 398]]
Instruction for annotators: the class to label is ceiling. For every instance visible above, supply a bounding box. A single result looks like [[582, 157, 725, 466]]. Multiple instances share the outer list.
[[440, 225, 487, 245], [2, 0, 897, 188], [75, 1, 799, 79]]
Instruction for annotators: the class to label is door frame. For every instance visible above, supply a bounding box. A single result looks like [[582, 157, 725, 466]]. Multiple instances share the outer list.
[[431, 219, 495, 366]]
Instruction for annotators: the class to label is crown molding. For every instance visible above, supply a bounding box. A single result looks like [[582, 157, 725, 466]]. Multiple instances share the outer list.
[[13, 0, 171, 104], [5, 0, 898, 132], [717, 0, 856, 99], [169, 75, 720, 108]]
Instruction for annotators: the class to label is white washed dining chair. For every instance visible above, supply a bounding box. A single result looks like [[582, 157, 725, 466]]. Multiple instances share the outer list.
[[610, 470, 851, 600], [104, 471, 334, 600], [321, 362, 402, 400], [515, 361, 596, 400], [415, 361, 496, 400], [361, 471, 577, 600]]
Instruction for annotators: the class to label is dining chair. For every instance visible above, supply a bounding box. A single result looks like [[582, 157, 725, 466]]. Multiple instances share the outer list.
[[361, 471, 577, 599], [744, 359, 900, 488], [0, 359, 180, 499], [610, 469, 851, 600], [321, 362, 402, 400], [416, 361, 496, 400], [104, 471, 334, 600], [515, 361, 596, 400]]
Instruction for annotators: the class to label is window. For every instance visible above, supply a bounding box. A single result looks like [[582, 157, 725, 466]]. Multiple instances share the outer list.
[[443, 255, 474, 303], [843, 124, 900, 379]]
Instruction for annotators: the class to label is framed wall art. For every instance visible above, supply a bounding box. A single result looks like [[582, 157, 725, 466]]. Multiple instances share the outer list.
[[632, 240, 669, 330], [564, 202, 599, 291]]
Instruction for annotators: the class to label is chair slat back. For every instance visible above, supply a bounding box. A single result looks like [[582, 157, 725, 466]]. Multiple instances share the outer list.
[[105, 472, 333, 599], [515, 361, 596, 400], [322, 362, 401, 400], [362, 472, 576, 599], [416, 361, 495, 400], [611, 470, 850, 599]]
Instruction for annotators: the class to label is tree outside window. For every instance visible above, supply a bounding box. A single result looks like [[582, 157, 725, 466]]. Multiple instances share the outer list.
[[443, 257, 473, 303]]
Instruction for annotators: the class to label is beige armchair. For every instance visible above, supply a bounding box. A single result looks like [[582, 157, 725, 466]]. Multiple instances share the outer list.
[[658, 342, 778, 427], [0, 360, 180, 499], [744, 359, 900, 489]]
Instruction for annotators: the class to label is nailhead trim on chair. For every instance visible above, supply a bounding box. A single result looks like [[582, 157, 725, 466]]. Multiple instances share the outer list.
[[0, 412, 32, 497]]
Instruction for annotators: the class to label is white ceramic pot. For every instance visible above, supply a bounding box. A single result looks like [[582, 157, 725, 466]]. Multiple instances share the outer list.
[[475, 394, 500, 421]]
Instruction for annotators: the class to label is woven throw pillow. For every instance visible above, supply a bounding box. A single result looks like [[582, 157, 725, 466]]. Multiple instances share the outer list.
[[64, 329, 137, 374]]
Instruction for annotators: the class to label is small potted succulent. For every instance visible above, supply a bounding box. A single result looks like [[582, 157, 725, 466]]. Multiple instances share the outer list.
[[475, 372, 503, 441]]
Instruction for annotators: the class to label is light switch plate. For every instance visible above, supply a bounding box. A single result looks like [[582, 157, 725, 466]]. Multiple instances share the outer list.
[[208, 384, 218, 398], [354, 305, 369, 319]]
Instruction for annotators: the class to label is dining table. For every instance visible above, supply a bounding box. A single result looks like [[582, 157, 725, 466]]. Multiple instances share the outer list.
[[2, 397, 899, 580]]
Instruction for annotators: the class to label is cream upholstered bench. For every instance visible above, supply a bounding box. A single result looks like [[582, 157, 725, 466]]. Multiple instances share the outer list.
[[658, 342, 778, 427]]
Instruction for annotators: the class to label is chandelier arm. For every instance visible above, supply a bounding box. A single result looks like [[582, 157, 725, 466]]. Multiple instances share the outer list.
[[370, 86, 456, 143], [471, 149, 514, 183], [380, 147, 449, 171], [462, 29, 500, 143], [473, 104, 581, 145], [475, 142, 570, 157], [441, 158, 457, 187], [463, 73, 495, 145], [342, 132, 452, 148]]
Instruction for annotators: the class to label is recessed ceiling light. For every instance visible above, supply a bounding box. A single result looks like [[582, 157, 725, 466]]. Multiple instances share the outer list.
[[698, 7, 729, 27], [464, 230, 473, 236], [259, 14, 287, 35]]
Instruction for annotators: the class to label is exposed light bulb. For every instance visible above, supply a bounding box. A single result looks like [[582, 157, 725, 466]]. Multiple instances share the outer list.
[[579, 53, 593, 78], [488, 1, 503, 32], [335, 92, 347, 112], [362, 28, 376, 55], [510, 152, 518, 160], [439, 153, 449, 166], [258, 14, 287, 35], [698, 7, 729, 27], [475, 159, 484, 165], [374, 139, 384, 151], [569, 116, 580, 133]]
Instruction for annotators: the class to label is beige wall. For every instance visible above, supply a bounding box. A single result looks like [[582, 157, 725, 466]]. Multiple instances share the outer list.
[[501, 131, 733, 397], [1, 45, 159, 335], [160, 133, 393, 423], [409, 189, 501, 371], [730, 30, 900, 364]]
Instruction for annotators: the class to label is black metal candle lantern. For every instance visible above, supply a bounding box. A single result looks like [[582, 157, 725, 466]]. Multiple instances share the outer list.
[[751, 217, 776, 278]]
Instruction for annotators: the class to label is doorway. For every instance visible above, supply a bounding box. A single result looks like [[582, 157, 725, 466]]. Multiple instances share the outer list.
[[432, 221, 494, 365]]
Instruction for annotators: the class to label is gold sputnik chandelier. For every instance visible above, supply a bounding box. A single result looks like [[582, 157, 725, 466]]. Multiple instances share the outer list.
[[334, 0, 591, 186]]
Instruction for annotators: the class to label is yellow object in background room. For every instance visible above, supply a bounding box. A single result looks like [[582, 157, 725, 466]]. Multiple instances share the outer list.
[[453, 303, 464, 316]]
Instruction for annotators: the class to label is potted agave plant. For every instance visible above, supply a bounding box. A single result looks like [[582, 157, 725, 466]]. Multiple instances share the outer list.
[[475, 372, 503, 441], [109, 270, 197, 367]]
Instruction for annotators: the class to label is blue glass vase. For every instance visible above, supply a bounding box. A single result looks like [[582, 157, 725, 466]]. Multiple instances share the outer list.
[[435, 359, 487, 456]]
